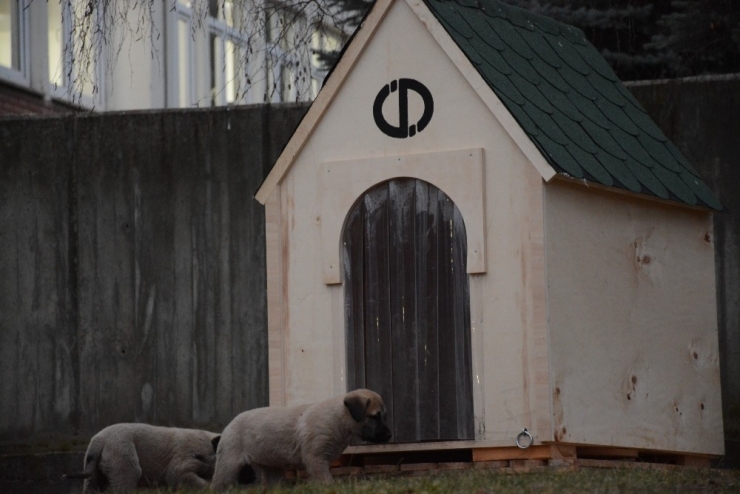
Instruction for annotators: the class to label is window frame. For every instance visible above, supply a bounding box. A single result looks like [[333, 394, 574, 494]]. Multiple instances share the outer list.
[[208, 10, 251, 106], [46, 0, 105, 110], [167, 2, 197, 108], [0, 0, 30, 88], [310, 24, 344, 99], [265, 5, 308, 103]]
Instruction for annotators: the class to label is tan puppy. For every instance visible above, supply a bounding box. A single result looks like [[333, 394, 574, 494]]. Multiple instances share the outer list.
[[211, 388, 391, 489], [65, 423, 220, 492]]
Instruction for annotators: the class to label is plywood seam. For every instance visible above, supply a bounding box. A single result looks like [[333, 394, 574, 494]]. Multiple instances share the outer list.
[[531, 179, 553, 442], [542, 184, 555, 443]]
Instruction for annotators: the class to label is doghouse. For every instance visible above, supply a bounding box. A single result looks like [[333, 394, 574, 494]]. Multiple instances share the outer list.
[[255, 0, 724, 464]]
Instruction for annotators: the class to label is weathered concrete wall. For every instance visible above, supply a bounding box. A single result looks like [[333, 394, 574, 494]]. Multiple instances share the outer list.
[[629, 75, 740, 466], [0, 104, 308, 455]]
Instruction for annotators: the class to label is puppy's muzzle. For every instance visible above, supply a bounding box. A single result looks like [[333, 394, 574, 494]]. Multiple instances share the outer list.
[[362, 422, 392, 444]]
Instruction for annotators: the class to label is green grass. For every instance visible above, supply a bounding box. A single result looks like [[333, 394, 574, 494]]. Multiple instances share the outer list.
[[160, 467, 740, 494]]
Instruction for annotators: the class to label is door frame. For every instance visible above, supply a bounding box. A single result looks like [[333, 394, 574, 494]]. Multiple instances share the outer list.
[[318, 148, 487, 284]]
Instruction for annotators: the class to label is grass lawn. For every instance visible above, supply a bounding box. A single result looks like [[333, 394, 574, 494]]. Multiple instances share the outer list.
[[163, 467, 740, 493]]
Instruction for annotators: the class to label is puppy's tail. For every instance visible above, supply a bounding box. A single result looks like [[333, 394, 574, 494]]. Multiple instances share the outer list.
[[62, 439, 103, 481]]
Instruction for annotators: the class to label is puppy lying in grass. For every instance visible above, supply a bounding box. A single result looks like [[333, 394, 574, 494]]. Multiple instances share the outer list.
[[64, 423, 220, 492]]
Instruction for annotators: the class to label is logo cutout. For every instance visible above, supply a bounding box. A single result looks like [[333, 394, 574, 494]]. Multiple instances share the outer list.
[[373, 78, 434, 139]]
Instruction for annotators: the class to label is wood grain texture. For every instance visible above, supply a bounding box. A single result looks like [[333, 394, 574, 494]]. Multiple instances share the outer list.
[[545, 180, 723, 455], [472, 445, 566, 462], [343, 179, 473, 443], [319, 149, 485, 284], [266, 188, 285, 407]]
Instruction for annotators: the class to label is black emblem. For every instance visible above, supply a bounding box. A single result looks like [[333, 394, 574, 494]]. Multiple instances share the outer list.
[[373, 78, 434, 138]]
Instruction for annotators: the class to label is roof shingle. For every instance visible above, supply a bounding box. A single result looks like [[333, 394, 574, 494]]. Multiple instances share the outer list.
[[425, 0, 722, 210]]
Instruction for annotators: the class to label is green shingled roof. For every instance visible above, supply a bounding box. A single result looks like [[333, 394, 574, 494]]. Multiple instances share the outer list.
[[424, 0, 722, 210]]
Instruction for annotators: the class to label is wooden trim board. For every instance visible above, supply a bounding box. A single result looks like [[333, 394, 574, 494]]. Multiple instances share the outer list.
[[265, 187, 286, 406], [472, 444, 576, 462], [319, 148, 486, 284]]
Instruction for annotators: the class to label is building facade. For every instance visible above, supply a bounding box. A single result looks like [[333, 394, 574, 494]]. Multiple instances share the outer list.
[[0, 0, 342, 113]]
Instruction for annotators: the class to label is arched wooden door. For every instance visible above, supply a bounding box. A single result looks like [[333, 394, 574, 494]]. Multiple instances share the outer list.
[[342, 178, 474, 443]]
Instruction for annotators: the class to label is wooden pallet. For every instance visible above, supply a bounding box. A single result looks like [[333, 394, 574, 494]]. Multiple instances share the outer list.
[[283, 444, 715, 480]]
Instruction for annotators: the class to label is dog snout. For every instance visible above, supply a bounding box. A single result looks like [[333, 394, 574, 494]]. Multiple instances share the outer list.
[[362, 424, 392, 443], [376, 425, 392, 443]]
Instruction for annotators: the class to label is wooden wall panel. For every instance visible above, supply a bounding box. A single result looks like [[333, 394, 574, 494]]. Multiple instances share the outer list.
[[343, 202, 365, 393], [344, 179, 473, 443], [388, 180, 419, 442], [361, 185, 395, 425], [415, 181, 441, 441], [272, 0, 553, 448], [545, 180, 722, 455]]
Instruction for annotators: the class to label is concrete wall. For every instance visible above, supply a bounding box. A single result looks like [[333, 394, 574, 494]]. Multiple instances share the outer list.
[[629, 75, 740, 465], [0, 104, 308, 455]]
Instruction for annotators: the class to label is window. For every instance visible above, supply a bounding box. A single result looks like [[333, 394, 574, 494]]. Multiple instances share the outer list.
[[0, 0, 29, 86], [47, 0, 103, 108], [177, 16, 193, 107], [167, 0, 196, 108], [209, 0, 251, 106], [266, 7, 309, 103], [47, 1, 64, 87], [310, 27, 342, 98]]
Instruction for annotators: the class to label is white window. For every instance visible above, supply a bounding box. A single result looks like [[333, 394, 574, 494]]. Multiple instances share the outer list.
[[0, 0, 29, 87], [266, 7, 310, 103], [47, 0, 64, 88], [47, 0, 104, 108], [209, 0, 251, 106], [167, 1, 196, 108], [310, 27, 342, 98]]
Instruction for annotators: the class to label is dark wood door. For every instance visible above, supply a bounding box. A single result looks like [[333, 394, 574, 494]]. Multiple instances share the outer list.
[[343, 178, 474, 443]]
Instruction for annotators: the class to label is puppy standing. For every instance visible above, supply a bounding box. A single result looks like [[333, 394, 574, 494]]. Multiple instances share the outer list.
[[212, 388, 391, 489], [65, 423, 220, 493]]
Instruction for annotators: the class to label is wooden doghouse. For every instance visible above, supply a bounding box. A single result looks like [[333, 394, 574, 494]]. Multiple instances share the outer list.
[[255, 0, 724, 464]]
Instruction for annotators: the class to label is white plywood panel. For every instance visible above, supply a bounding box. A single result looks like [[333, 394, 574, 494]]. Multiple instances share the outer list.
[[545, 180, 723, 455], [279, 169, 337, 406], [255, 0, 557, 204], [476, 144, 551, 445], [272, 0, 550, 447], [319, 148, 485, 284]]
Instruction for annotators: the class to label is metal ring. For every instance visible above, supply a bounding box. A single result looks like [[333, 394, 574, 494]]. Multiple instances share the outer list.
[[516, 428, 533, 449]]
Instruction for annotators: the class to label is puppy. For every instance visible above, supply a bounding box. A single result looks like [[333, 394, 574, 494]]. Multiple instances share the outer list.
[[64, 423, 220, 492], [211, 388, 391, 489]]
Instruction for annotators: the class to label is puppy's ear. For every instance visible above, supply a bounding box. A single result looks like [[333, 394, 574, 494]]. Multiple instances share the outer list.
[[211, 435, 221, 452], [344, 394, 370, 422]]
